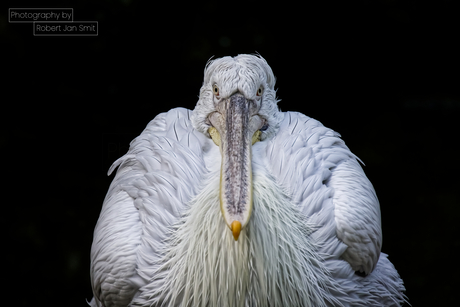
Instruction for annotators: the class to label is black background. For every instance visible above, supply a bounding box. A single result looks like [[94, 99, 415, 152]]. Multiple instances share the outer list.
[[2, 0, 458, 306]]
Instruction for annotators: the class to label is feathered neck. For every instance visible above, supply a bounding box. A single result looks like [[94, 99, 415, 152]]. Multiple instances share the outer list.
[[132, 169, 339, 307]]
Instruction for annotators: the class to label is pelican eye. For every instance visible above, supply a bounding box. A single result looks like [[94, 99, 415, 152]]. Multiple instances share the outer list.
[[260, 124, 269, 131], [256, 86, 263, 96], [212, 84, 220, 96]]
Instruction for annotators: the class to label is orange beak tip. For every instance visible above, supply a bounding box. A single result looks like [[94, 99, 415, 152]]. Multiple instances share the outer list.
[[231, 221, 242, 241]]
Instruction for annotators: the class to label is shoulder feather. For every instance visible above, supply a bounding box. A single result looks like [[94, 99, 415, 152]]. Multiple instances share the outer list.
[[90, 108, 211, 306], [263, 111, 381, 275]]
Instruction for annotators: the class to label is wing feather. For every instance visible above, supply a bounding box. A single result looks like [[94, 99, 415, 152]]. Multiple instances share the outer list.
[[90, 108, 210, 307], [264, 111, 382, 276], [91, 108, 389, 306]]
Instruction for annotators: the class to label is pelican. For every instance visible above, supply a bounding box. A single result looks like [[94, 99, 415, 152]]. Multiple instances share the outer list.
[[89, 54, 406, 307]]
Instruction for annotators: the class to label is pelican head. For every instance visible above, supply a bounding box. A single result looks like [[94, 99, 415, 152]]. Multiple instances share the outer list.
[[191, 54, 283, 240]]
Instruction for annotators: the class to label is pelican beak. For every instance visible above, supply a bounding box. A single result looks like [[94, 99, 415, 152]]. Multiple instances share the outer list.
[[208, 93, 263, 241]]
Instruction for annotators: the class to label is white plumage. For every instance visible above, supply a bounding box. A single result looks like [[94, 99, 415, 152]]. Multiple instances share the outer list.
[[90, 54, 406, 306]]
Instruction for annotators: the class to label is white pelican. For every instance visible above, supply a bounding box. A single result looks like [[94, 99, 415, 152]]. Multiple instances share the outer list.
[[90, 54, 406, 307]]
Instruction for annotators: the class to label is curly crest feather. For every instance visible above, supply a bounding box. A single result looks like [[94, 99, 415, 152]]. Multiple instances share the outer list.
[[192, 54, 283, 141]]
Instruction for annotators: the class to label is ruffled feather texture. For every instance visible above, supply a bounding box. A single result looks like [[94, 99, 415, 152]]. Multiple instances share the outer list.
[[90, 108, 406, 307]]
